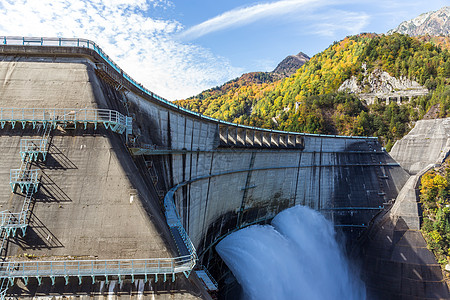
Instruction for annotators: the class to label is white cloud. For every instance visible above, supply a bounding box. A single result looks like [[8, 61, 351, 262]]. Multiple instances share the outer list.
[[0, 0, 241, 100], [309, 11, 370, 37], [179, 0, 321, 41]]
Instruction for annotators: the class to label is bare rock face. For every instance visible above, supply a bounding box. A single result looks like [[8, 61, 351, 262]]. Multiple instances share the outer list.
[[338, 67, 428, 104], [388, 6, 450, 36], [272, 52, 310, 77]]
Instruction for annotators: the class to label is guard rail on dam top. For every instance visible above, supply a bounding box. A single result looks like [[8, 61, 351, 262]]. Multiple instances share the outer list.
[[0, 108, 132, 136], [0, 36, 377, 143], [0, 107, 196, 297]]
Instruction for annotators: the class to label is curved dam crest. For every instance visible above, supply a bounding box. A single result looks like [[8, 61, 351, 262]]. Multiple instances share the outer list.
[[0, 36, 443, 299]]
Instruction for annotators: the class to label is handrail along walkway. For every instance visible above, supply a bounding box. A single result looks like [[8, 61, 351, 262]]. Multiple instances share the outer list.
[[0, 108, 130, 135], [0, 35, 389, 297]]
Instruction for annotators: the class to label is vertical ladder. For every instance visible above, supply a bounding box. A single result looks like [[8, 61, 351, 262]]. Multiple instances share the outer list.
[[0, 227, 9, 257], [144, 158, 165, 200], [126, 116, 133, 136]]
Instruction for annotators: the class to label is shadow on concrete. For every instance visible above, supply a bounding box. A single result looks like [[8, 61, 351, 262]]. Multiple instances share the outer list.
[[39, 144, 78, 170], [8, 275, 204, 299], [0, 123, 108, 139], [357, 215, 449, 300], [34, 170, 72, 203], [12, 212, 64, 250], [110, 130, 180, 258]]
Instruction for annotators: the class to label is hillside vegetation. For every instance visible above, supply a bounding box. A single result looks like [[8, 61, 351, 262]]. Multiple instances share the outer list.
[[177, 33, 450, 149], [420, 161, 450, 271]]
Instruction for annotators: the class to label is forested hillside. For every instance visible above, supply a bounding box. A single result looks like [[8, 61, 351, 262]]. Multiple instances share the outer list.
[[420, 160, 450, 270], [176, 33, 450, 149]]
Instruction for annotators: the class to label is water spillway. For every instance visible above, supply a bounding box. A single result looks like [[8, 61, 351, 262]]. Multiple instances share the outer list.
[[0, 36, 434, 299], [216, 206, 366, 300]]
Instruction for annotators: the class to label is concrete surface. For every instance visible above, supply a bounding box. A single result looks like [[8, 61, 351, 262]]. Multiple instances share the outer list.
[[357, 119, 450, 299], [360, 215, 449, 300], [0, 57, 173, 260], [128, 88, 409, 256], [390, 118, 450, 175]]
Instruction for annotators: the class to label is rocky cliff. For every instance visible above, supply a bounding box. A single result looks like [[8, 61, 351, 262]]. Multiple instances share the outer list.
[[338, 67, 428, 104], [388, 6, 450, 36]]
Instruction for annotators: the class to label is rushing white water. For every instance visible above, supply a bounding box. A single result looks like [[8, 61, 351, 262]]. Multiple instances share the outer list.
[[216, 205, 366, 300]]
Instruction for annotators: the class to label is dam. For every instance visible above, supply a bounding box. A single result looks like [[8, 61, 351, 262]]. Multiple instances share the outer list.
[[0, 36, 447, 299]]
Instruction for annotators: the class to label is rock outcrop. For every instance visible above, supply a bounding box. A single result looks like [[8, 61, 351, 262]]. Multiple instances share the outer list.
[[388, 6, 450, 36], [338, 67, 428, 105], [272, 52, 310, 77]]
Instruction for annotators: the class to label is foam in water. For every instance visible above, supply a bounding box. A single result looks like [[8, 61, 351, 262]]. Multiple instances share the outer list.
[[216, 205, 366, 300]]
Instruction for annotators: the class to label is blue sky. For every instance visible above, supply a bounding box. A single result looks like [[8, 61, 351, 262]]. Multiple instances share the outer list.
[[0, 0, 447, 100]]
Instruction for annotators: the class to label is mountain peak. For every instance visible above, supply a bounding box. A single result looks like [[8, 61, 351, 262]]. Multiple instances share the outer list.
[[272, 52, 310, 77], [388, 6, 450, 36]]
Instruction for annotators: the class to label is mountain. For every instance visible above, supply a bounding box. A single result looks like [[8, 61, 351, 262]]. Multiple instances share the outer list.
[[272, 52, 310, 77], [388, 6, 450, 36], [177, 33, 450, 149], [178, 52, 309, 110]]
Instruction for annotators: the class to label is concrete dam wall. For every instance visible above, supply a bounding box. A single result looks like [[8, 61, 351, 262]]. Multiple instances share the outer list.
[[124, 65, 409, 260], [0, 38, 412, 298]]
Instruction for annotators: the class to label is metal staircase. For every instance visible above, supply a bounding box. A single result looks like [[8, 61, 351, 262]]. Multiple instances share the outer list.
[[0, 119, 53, 297]]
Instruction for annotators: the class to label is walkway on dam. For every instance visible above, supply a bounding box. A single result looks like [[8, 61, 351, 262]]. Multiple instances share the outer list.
[[0, 107, 197, 299]]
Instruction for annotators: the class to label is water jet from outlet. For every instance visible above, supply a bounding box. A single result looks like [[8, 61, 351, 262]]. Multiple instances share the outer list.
[[216, 205, 366, 300]]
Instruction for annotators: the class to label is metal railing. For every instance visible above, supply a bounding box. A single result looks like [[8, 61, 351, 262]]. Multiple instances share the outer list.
[[0, 256, 195, 284], [164, 188, 197, 257], [0, 108, 128, 134], [9, 169, 39, 193], [0, 264, 14, 299], [3, 144, 42, 239], [0, 211, 25, 229], [0, 37, 202, 291], [0, 119, 51, 253], [0, 36, 376, 141], [0, 211, 27, 237], [20, 139, 48, 161], [195, 266, 218, 291]]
